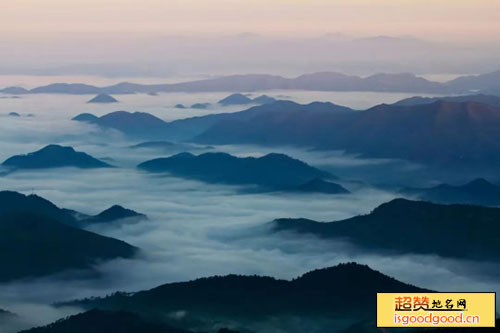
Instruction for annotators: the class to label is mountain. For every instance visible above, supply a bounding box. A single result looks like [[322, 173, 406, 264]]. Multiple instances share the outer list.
[[0, 86, 29, 94], [393, 94, 500, 107], [292, 178, 350, 194], [73, 111, 170, 139], [8, 112, 20, 117], [138, 152, 334, 189], [252, 95, 276, 104], [218, 93, 253, 105], [83, 100, 353, 142], [218, 93, 277, 106], [15, 71, 452, 94], [446, 70, 500, 94], [82, 205, 146, 225], [2, 145, 112, 171], [192, 100, 500, 170], [0, 191, 138, 282], [0, 190, 144, 228], [72, 113, 99, 122], [401, 178, 500, 206], [7, 70, 500, 95], [18, 309, 192, 333], [61, 263, 428, 332], [272, 198, 500, 261], [87, 93, 118, 104], [191, 103, 211, 109]]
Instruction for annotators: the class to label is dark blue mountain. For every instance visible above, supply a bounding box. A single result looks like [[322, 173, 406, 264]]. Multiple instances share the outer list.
[[61, 263, 429, 332], [138, 152, 334, 189], [87, 93, 118, 104], [401, 178, 500, 206], [73, 111, 170, 139], [0, 191, 137, 282], [393, 94, 500, 107], [2, 145, 112, 171], [272, 198, 500, 261]]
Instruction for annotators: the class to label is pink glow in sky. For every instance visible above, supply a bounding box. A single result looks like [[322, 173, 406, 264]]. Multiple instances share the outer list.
[[1, 0, 499, 40]]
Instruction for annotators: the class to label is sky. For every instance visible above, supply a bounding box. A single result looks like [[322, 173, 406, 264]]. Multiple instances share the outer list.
[[1, 1, 499, 78], [1, 0, 499, 39]]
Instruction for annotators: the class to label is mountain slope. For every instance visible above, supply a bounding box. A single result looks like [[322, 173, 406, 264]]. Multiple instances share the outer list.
[[73, 111, 170, 139], [401, 178, 500, 206], [18, 309, 192, 333], [0, 213, 137, 282], [82, 205, 147, 224], [61, 263, 428, 332], [393, 94, 500, 108], [0, 191, 139, 281], [193, 101, 500, 170], [87, 93, 118, 104], [2, 145, 112, 170], [272, 198, 500, 261], [138, 152, 334, 189]]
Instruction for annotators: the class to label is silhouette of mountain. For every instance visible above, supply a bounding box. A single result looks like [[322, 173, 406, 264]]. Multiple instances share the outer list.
[[252, 95, 276, 104], [192, 100, 500, 170], [218, 93, 278, 106], [62, 263, 428, 332], [292, 178, 350, 194], [73, 111, 170, 139], [393, 94, 500, 108], [8, 70, 500, 95], [87, 93, 118, 104], [72, 113, 99, 122], [0, 86, 29, 94], [446, 70, 500, 94], [174, 104, 186, 109], [138, 152, 334, 189], [8, 112, 20, 117], [82, 205, 146, 224], [18, 309, 192, 333], [272, 198, 500, 261], [191, 103, 211, 109], [2, 145, 112, 171], [30, 83, 101, 94], [401, 178, 500, 206], [0, 190, 144, 228], [0, 191, 138, 282], [218, 93, 253, 105]]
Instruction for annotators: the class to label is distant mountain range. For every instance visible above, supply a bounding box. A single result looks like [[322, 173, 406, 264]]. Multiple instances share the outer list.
[[73, 99, 500, 171], [272, 198, 500, 261], [393, 93, 500, 107], [137, 152, 342, 191], [73, 111, 171, 140], [87, 93, 118, 104], [218, 93, 276, 106], [0, 191, 138, 281], [3, 69, 500, 95], [74, 101, 353, 142], [189, 100, 500, 171], [400, 178, 500, 206], [2, 145, 112, 171], [60, 262, 428, 333]]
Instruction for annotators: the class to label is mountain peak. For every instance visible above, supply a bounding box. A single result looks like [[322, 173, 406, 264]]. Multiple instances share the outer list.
[[87, 93, 118, 104]]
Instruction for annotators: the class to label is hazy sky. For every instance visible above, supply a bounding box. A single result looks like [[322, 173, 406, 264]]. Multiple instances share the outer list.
[[1, 1, 499, 77], [1, 0, 499, 40]]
